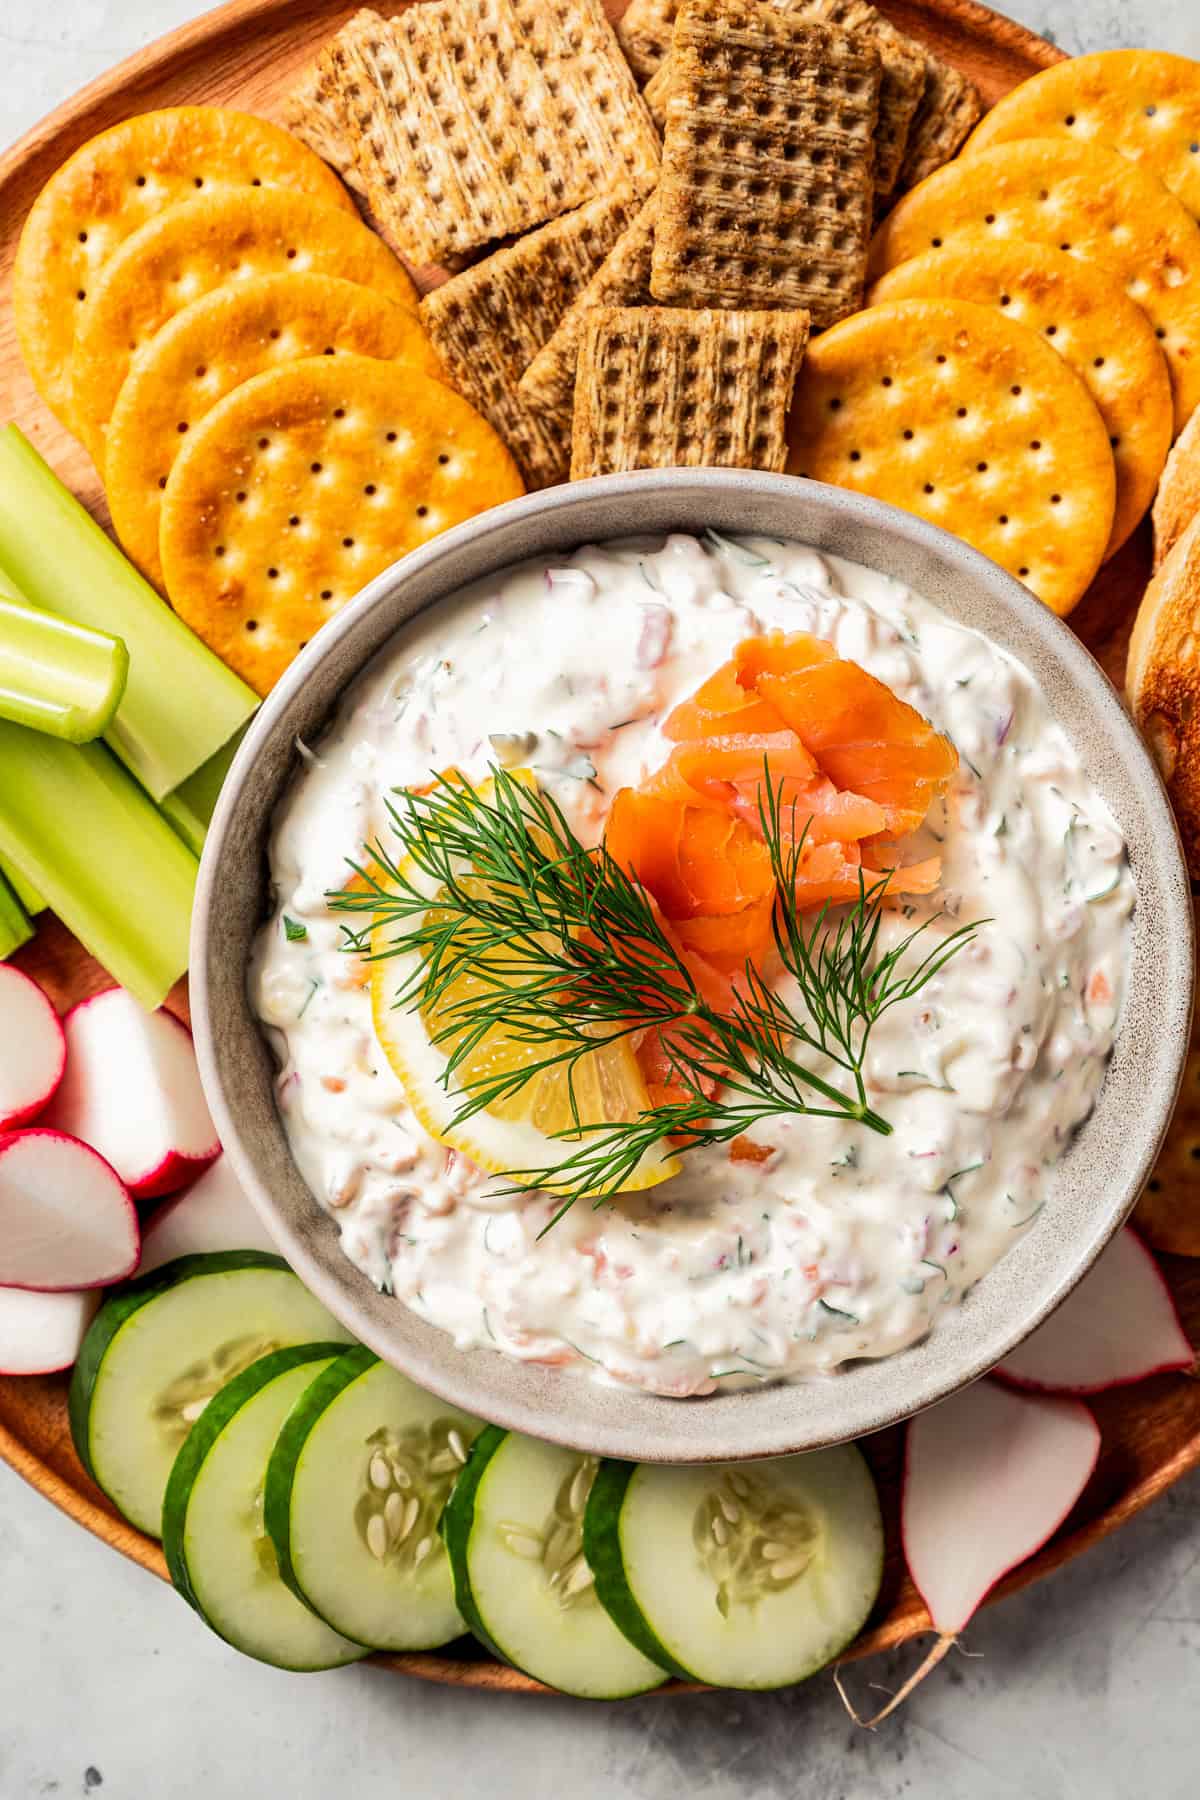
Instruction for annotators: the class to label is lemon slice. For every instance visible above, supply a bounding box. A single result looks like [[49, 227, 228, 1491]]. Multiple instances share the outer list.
[[367, 772, 680, 1197]]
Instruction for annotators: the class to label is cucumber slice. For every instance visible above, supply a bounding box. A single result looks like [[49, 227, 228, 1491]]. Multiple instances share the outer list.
[[265, 1345, 482, 1651], [583, 1446, 884, 1690], [441, 1427, 665, 1699], [163, 1343, 366, 1670], [69, 1251, 353, 1536]]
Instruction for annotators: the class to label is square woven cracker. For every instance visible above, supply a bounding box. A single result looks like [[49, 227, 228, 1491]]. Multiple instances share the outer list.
[[519, 193, 659, 439], [283, 42, 367, 201], [895, 55, 982, 193], [422, 189, 645, 488], [571, 304, 809, 477], [649, 0, 881, 329], [616, 0, 680, 80], [643, 0, 921, 200], [309, 0, 659, 269]]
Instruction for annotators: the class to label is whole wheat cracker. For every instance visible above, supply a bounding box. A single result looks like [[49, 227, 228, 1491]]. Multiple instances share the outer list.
[[306, 0, 659, 270], [570, 304, 809, 478], [421, 190, 645, 489], [650, 0, 881, 329], [1153, 403, 1200, 568], [519, 194, 659, 440], [615, 0, 680, 80], [894, 56, 983, 193], [642, 0, 922, 201]]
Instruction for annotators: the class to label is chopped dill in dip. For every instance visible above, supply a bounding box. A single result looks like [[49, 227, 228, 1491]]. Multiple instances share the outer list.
[[250, 532, 1134, 1397]]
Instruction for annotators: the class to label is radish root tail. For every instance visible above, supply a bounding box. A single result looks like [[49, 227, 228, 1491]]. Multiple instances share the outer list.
[[834, 1633, 957, 1728]]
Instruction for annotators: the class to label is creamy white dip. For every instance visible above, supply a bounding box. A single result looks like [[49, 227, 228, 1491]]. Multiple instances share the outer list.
[[251, 531, 1134, 1396]]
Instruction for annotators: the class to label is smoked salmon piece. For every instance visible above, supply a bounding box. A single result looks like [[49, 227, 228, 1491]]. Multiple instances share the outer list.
[[662, 659, 788, 741], [729, 773, 887, 845], [606, 787, 774, 921], [674, 890, 777, 974]]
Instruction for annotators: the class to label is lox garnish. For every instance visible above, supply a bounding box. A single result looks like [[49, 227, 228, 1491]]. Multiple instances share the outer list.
[[330, 632, 980, 1224]]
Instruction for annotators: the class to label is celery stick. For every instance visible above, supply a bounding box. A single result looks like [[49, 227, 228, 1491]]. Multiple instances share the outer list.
[[0, 722, 197, 1008], [0, 869, 33, 960], [0, 427, 258, 800], [0, 855, 45, 915], [0, 583, 128, 741], [159, 726, 247, 856]]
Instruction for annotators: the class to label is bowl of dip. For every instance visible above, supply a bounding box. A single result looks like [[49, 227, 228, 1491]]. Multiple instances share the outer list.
[[191, 471, 1192, 1462]]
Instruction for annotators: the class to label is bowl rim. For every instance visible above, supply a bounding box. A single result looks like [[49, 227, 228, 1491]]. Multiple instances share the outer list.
[[191, 469, 1194, 1462]]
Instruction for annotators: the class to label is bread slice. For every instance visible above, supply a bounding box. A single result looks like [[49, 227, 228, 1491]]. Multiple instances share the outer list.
[[1128, 505, 1200, 875], [1153, 402, 1200, 569]]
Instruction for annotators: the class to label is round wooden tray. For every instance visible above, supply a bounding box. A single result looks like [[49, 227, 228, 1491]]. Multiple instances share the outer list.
[[1, 0, 1197, 1698]]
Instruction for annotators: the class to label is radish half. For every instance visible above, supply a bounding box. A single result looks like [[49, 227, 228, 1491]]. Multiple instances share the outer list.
[[42, 988, 219, 1198], [996, 1228, 1193, 1394], [0, 1129, 140, 1290], [0, 964, 65, 1130], [839, 1379, 1100, 1724], [0, 1284, 99, 1374], [140, 1154, 278, 1273]]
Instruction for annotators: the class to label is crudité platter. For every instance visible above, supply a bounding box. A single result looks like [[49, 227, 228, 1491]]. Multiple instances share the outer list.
[[0, 0, 1199, 1701]]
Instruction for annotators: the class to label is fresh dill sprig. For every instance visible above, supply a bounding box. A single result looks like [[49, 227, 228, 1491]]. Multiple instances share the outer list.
[[330, 765, 981, 1220]]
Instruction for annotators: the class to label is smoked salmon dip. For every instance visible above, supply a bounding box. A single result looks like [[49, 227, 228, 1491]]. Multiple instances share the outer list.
[[252, 531, 1134, 1396]]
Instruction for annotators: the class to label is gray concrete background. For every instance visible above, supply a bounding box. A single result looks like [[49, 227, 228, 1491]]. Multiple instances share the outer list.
[[2, 3, 1199, 1795]]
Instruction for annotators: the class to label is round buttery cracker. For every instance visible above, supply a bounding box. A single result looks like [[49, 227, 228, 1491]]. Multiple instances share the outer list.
[[868, 234, 1172, 560], [868, 138, 1200, 435], [965, 51, 1200, 222], [786, 298, 1115, 616], [13, 106, 354, 430], [159, 354, 525, 696], [69, 187, 421, 469], [106, 274, 443, 588]]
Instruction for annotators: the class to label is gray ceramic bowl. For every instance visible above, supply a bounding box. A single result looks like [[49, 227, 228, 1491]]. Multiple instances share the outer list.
[[192, 471, 1193, 1463]]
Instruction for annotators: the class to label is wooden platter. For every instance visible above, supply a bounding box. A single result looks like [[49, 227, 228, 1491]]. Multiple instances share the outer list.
[[1, 0, 1196, 1698]]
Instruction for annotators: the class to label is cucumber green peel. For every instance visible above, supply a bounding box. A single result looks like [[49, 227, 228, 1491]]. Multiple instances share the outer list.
[[162, 1340, 350, 1616], [438, 1423, 510, 1664], [68, 1252, 293, 1488], [264, 1344, 379, 1615], [0, 426, 256, 802], [0, 569, 127, 742], [583, 1460, 692, 1681]]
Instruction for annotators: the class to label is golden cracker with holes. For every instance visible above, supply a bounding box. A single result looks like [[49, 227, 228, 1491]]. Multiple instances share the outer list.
[[1153, 403, 1200, 569], [68, 186, 419, 471], [650, 0, 881, 329], [12, 106, 353, 432], [308, 0, 659, 271], [106, 274, 442, 590], [895, 56, 982, 193], [571, 304, 809, 478], [421, 189, 647, 489], [966, 50, 1200, 222], [1128, 508, 1200, 877], [868, 138, 1200, 436], [868, 234, 1173, 559], [519, 193, 659, 442], [786, 298, 1116, 616], [158, 354, 525, 696]]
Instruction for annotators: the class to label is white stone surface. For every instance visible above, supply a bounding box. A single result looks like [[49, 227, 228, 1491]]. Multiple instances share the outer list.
[[2, 2, 1199, 1795]]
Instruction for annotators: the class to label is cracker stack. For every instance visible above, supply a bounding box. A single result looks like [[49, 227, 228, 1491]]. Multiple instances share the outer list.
[[286, 1, 660, 270], [650, 0, 882, 329], [571, 305, 809, 478], [421, 189, 647, 488]]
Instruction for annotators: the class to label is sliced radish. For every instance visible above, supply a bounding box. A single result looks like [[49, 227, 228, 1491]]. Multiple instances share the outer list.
[[839, 1379, 1099, 1725], [996, 1228, 1193, 1394], [0, 965, 65, 1130], [42, 988, 219, 1199], [0, 1284, 99, 1374], [0, 1129, 139, 1290], [141, 1154, 279, 1273]]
